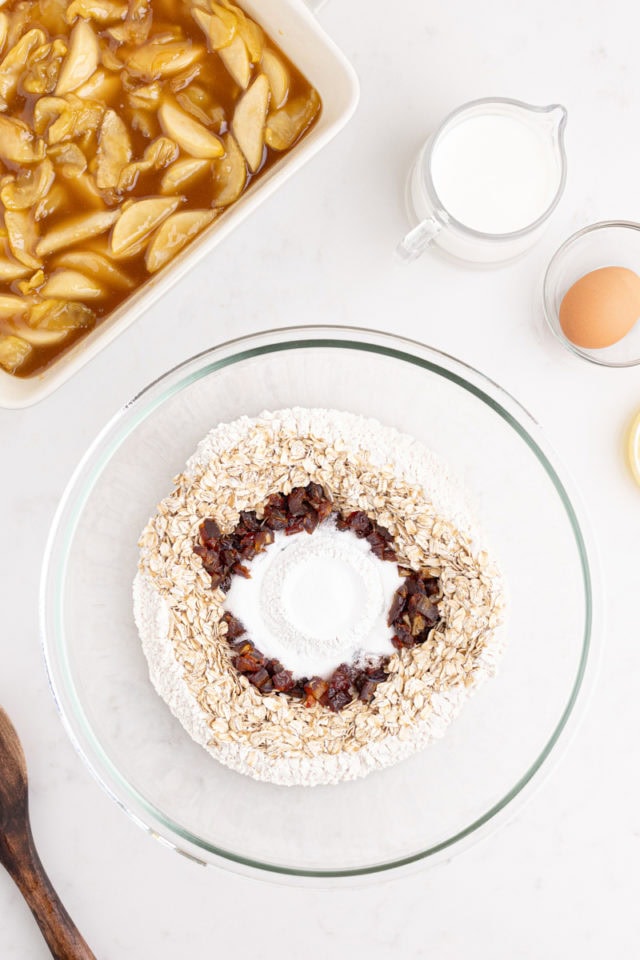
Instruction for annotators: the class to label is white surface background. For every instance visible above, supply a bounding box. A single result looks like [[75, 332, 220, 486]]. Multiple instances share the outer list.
[[1, 0, 640, 955]]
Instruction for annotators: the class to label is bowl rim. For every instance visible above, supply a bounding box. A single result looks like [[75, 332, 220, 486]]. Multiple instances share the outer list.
[[40, 325, 601, 880], [542, 219, 640, 367]]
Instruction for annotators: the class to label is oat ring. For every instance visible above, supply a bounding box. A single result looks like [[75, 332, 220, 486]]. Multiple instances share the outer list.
[[135, 409, 505, 785]]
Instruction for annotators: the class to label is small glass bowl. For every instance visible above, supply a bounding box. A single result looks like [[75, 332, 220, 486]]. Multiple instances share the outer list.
[[543, 220, 640, 367]]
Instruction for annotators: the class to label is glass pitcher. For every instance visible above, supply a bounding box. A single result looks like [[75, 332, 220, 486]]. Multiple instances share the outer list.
[[398, 98, 568, 266]]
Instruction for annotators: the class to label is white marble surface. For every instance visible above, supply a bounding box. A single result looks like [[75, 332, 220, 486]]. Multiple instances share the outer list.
[[2, 0, 640, 955]]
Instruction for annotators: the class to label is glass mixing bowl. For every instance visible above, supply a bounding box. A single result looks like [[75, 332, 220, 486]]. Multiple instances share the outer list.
[[40, 327, 599, 881]]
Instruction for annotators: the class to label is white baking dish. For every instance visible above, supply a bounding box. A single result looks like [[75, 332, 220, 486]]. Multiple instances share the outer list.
[[0, 0, 358, 408]]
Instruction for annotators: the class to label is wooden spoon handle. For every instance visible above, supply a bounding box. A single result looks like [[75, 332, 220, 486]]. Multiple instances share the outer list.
[[0, 821, 96, 960]]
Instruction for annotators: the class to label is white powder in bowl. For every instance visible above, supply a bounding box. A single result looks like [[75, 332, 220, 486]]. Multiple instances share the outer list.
[[223, 519, 404, 678]]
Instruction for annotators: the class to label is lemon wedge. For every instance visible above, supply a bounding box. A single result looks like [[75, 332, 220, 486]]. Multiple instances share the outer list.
[[627, 410, 640, 487]]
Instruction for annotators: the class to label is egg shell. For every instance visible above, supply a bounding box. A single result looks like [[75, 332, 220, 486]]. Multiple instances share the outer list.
[[559, 266, 640, 349]]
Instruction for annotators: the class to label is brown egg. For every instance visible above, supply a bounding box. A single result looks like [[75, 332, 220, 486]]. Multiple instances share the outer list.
[[559, 266, 640, 349]]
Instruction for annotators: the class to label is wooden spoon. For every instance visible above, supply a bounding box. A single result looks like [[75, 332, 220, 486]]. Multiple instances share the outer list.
[[0, 707, 96, 960]]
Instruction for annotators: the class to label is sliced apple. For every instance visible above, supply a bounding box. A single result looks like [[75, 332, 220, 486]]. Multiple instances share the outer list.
[[0, 257, 30, 281], [218, 34, 250, 89], [236, 15, 262, 63], [4, 211, 41, 270], [265, 89, 321, 151], [34, 183, 67, 221], [158, 99, 223, 159], [160, 157, 210, 195], [0, 334, 32, 374], [210, 3, 238, 34], [213, 132, 246, 207], [16, 269, 45, 296], [127, 41, 205, 81], [192, 8, 236, 51], [95, 109, 132, 190], [117, 137, 178, 192], [19, 300, 95, 346], [232, 73, 269, 173], [75, 69, 121, 105], [216, 2, 261, 61], [0, 29, 47, 107], [36, 209, 120, 257], [41, 269, 105, 300], [0, 294, 30, 319], [65, 0, 127, 24], [47, 142, 87, 178], [0, 159, 55, 211], [0, 116, 45, 164], [145, 209, 215, 272], [52, 250, 134, 289], [108, 196, 180, 258], [261, 49, 289, 109], [55, 20, 100, 95], [0, 13, 9, 56]]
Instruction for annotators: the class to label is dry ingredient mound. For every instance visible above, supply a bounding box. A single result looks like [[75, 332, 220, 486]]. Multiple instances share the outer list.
[[134, 407, 506, 786]]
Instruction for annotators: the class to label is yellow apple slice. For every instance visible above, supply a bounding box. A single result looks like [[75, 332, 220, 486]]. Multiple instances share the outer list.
[[19, 300, 95, 346], [145, 209, 216, 272], [117, 137, 178, 192], [96, 109, 132, 190], [232, 73, 269, 173], [36, 209, 120, 257], [160, 157, 211, 195], [0, 257, 30, 281], [265, 89, 320, 151], [0, 116, 45, 164], [213, 132, 246, 207], [158, 100, 224, 159], [127, 41, 204, 81], [0, 13, 9, 56], [192, 7, 236, 50], [0, 29, 47, 107], [41, 269, 105, 300], [0, 159, 55, 211], [4, 211, 41, 270], [0, 294, 30, 319], [108, 196, 180, 258], [261, 49, 289, 108], [55, 20, 100, 95], [65, 0, 127, 24], [218, 34, 250, 89], [0, 334, 32, 373], [52, 250, 134, 289]]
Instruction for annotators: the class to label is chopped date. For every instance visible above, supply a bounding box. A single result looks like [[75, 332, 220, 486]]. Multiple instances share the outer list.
[[200, 518, 222, 544], [222, 612, 246, 639], [325, 689, 352, 712], [236, 652, 265, 673], [337, 510, 372, 538], [358, 679, 379, 703], [272, 670, 295, 692], [248, 668, 271, 690]]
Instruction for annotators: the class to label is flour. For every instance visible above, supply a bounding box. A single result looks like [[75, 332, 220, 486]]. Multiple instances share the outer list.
[[134, 407, 506, 786], [223, 519, 404, 678]]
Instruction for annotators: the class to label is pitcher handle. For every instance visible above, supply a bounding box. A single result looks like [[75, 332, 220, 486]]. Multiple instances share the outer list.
[[396, 218, 441, 262]]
